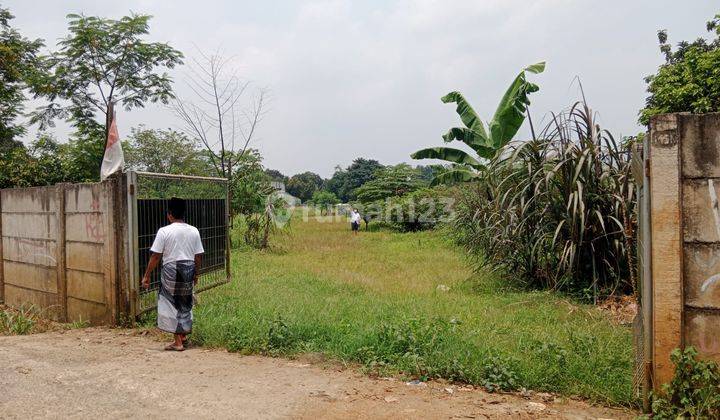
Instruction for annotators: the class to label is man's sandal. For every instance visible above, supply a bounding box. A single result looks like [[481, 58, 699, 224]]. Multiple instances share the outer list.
[[164, 343, 185, 352]]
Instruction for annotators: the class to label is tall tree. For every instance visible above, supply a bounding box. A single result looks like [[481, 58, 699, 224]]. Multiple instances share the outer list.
[[286, 171, 323, 202], [125, 127, 213, 175], [30, 13, 183, 179], [229, 149, 271, 216], [325, 158, 384, 202], [639, 13, 720, 125], [0, 6, 44, 148], [354, 164, 424, 203], [172, 50, 267, 181], [264, 168, 288, 184]]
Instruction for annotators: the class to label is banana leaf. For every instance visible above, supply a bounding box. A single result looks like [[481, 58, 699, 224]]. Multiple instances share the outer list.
[[487, 61, 546, 148], [430, 167, 478, 186], [440, 92, 491, 152], [411, 147, 484, 170]]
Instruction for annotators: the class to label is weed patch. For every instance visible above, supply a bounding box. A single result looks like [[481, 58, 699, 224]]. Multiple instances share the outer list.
[[652, 347, 720, 418]]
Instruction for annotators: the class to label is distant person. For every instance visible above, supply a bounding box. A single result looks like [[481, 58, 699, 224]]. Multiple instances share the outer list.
[[142, 197, 204, 351], [350, 208, 362, 235]]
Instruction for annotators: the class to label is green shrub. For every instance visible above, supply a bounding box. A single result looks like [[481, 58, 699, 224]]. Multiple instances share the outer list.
[[652, 347, 720, 418], [640, 13, 720, 125], [357, 186, 455, 232], [453, 100, 637, 299], [266, 316, 296, 353], [0, 305, 37, 335], [481, 356, 519, 392]]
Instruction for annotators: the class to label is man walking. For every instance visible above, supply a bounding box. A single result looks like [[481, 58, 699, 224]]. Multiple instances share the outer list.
[[142, 197, 204, 351], [350, 208, 361, 235]]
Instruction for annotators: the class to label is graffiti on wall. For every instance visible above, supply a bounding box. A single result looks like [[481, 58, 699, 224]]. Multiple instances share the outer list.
[[17, 238, 56, 265], [84, 197, 105, 242]]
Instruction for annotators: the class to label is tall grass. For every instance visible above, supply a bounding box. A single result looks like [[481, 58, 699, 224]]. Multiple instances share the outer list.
[[191, 217, 634, 406], [0, 304, 37, 335], [454, 100, 637, 300]]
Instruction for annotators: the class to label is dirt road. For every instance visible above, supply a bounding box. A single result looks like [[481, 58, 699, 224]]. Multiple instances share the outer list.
[[0, 328, 634, 419]]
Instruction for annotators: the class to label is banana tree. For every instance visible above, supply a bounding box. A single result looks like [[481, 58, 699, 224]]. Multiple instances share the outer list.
[[411, 62, 545, 185]]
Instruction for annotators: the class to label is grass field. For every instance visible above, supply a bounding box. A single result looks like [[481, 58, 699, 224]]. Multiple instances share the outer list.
[[192, 215, 634, 406]]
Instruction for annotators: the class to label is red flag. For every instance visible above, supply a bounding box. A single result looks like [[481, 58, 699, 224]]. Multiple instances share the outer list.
[[100, 111, 124, 181]]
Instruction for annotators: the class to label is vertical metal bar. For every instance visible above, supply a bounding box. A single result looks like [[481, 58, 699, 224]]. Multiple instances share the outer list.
[[0, 189, 4, 304], [641, 134, 653, 408], [127, 171, 139, 321], [225, 183, 231, 283], [56, 183, 68, 321]]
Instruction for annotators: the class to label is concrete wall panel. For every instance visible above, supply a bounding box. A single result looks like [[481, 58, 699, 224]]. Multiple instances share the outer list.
[[66, 241, 104, 273], [684, 243, 720, 309], [1, 237, 57, 267], [685, 309, 720, 363], [67, 297, 107, 324], [4, 284, 58, 315], [65, 213, 106, 244], [3, 261, 57, 293], [65, 184, 108, 213], [1, 213, 57, 240], [0, 188, 58, 213], [67, 269, 105, 304], [683, 179, 720, 243], [681, 113, 720, 178]]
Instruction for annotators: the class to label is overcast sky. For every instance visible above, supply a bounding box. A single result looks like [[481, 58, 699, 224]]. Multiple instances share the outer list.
[[5, 0, 718, 177]]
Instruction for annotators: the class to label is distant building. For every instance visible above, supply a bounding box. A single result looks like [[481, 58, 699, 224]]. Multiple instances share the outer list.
[[270, 181, 286, 192], [270, 181, 301, 206]]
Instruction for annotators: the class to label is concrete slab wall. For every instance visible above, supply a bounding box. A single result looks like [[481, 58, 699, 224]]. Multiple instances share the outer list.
[[679, 114, 720, 366], [0, 179, 120, 325], [0, 187, 61, 318], [648, 112, 720, 389]]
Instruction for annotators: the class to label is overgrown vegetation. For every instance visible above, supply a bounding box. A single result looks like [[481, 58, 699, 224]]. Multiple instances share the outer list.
[[651, 347, 720, 418], [192, 217, 633, 405], [640, 13, 720, 125], [454, 100, 636, 299]]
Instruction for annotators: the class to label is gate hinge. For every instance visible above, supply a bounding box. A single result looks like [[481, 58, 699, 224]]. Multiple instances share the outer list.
[[645, 158, 651, 178], [129, 184, 135, 195]]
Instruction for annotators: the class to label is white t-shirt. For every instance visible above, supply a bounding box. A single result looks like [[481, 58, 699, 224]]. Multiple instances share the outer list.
[[350, 212, 362, 223], [150, 222, 204, 264]]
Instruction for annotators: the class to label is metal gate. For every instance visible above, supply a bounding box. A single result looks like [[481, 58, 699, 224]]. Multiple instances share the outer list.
[[126, 171, 231, 316]]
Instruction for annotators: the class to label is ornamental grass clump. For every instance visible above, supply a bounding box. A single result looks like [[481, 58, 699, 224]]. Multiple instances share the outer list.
[[454, 99, 637, 300]]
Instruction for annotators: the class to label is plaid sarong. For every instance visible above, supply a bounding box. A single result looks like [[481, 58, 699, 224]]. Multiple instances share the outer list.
[[157, 260, 195, 334]]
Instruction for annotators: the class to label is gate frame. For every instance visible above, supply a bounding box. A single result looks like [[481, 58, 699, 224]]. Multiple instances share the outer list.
[[124, 170, 231, 319], [634, 135, 654, 411]]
